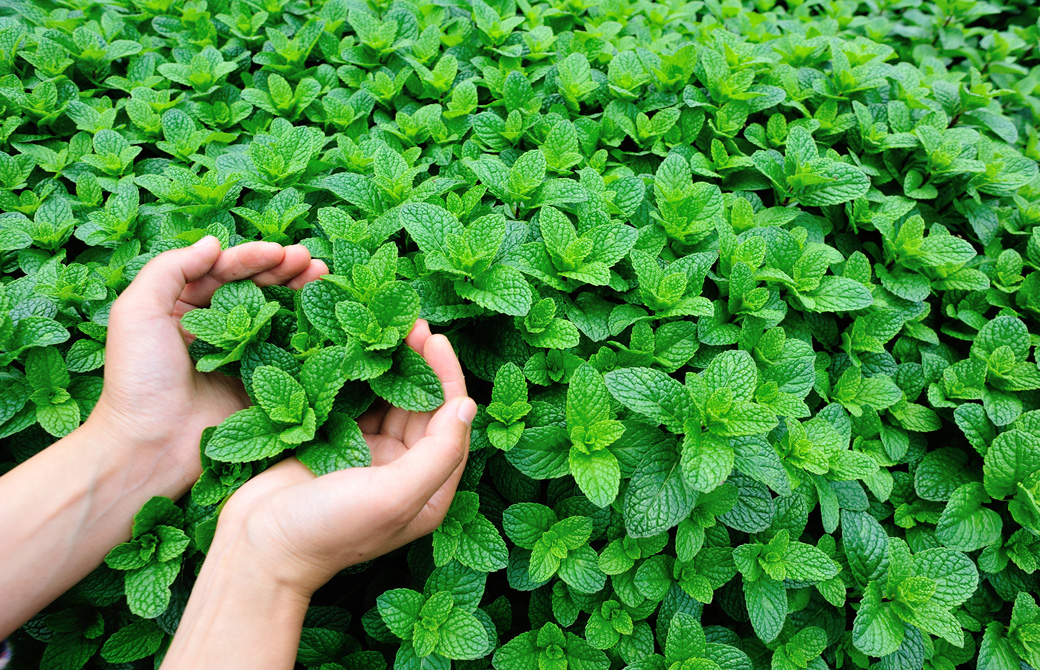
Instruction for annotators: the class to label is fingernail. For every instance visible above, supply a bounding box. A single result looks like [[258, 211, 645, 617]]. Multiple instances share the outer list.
[[456, 398, 477, 426], [192, 235, 217, 248]]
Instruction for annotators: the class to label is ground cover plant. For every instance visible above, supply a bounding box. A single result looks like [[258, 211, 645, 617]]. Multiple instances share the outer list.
[[3, 0, 1040, 666]]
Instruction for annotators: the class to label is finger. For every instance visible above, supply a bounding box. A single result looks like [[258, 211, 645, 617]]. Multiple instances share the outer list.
[[404, 434, 470, 537], [365, 434, 408, 467], [245, 245, 313, 287], [286, 259, 329, 291], [405, 319, 432, 353], [382, 334, 467, 444], [379, 406, 412, 443], [375, 397, 476, 513], [246, 456, 314, 489], [357, 399, 390, 434], [115, 236, 222, 319], [423, 335, 467, 401], [381, 322, 439, 442], [178, 241, 286, 306]]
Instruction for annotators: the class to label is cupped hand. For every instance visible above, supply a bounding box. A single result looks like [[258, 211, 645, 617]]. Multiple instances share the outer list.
[[214, 321, 476, 598], [89, 236, 327, 485]]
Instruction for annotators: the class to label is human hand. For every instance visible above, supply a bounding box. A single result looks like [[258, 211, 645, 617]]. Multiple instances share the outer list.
[[88, 236, 327, 487], [212, 320, 475, 598]]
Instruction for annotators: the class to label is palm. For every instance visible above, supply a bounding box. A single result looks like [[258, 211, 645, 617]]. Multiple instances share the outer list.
[[218, 324, 472, 596], [94, 240, 327, 474], [103, 317, 247, 441]]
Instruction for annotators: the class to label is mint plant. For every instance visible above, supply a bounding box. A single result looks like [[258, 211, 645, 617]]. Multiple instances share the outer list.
[[433, 491, 508, 573], [180, 280, 281, 372], [504, 503, 605, 593], [5, 0, 1040, 667], [104, 497, 190, 618]]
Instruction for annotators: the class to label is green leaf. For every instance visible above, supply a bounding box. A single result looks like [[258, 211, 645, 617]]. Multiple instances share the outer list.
[[783, 542, 839, 582], [978, 623, 1018, 670], [852, 583, 904, 657], [36, 398, 80, 437], [744, 577, 786, 643], [910, 547, 979, 608], [704, 350, 759, 400], [401, 203, 465, 256], [567, 363, 614, 427], [297, 418, 370, 476], [509, 150, 547, 198], [803, 276, 873, 312], [125, 559, 180, 618], [935, 482, 1003, 552], [369, 346, 445, 411], [378, 588, 425, 639], [455, 265, 533, 316], [557, 545, 606, 594], [253, 364, 307, 421], [973, 316, 1030, 362], [681, 432, 734, 492], [915, 448, 978, 502], [624, 434, 696, 537], [301, 345, 348, 422], [604, 367, 688, 432], [503, 503, 556, 549], [493, 630, 539, 670], [984, 429, 1040, 499], [793, 160, 870, 206], [101, 620, 164, 663], [841, 510, 889, 586], [665, 612, 706, 661], [457, 514, 509, 572], [569, 448, 621, 508], [205, 406, 285, 462], [436, 609, 490, 659]]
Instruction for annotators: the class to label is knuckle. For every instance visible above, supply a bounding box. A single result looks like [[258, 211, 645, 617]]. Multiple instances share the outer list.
[[417, 511, 447, 537], [384, 491, 421, 527], [235, 242, 277, 272], [108, 295, 131, 321]]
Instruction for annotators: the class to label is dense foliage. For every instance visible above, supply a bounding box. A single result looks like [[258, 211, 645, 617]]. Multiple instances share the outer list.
[[3, 0, 1040, 667]]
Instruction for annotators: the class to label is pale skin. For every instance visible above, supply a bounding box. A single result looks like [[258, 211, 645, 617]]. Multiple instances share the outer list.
[[0, 236, 476, 669]]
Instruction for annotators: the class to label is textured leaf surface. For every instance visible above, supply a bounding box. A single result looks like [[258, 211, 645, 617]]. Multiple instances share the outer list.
[[604, 367, 688, 432], [368, 346, 445, 412]]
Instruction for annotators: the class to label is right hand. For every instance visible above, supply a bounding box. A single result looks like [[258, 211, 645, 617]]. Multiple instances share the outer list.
[[212, 321, 476, 598]]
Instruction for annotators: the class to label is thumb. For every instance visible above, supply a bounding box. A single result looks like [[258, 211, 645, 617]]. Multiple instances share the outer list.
[[116, 236, 222, 318], [379, 396, 475, 512]]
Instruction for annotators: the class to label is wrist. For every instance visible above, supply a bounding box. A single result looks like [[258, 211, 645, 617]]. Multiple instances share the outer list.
[[82, 399, 203, 497], [208, 513, 319, 603], [161, 521, 310, 670], [205, 531, 314, 606]]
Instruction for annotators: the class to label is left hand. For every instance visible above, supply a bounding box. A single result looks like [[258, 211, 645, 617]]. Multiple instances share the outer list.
[[88, 236, 328, 487], [0, 237, 329, 638]]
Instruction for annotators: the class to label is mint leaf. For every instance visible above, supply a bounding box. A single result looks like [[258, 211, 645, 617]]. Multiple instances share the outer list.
[[204, 406, 284, 463], [604, 367, 688, 432], [455, 265, 533, 316], [984, 430, 1040, 499], [369, 346, 445, 412], [100, 621, 164, 663]]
